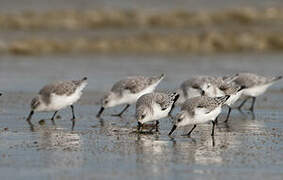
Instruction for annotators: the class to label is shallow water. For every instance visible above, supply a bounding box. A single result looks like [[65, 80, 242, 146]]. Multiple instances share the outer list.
[[0, 54, 283, 180]]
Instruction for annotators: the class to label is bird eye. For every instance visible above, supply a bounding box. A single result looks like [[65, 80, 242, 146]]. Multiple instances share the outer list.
[[141, 114, 145, 119], [177, 119, 181, 122], [104, 100, 108, 104]]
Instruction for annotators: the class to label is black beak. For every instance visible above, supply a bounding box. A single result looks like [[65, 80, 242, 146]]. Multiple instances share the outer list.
[[96, 107, 104, 118], [168, 125, 177, 136], [26, 110, 34, 122], [0, 93, 2, 96], [26, 110, 34, 131], [200, 90, 205, 96], [137, 122, 143, 131]]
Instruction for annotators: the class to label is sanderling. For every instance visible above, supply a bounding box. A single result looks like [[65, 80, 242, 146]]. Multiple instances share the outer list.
[[26, 77, 88, 131], [176, 74, 238, 105], [218, 83, 246, 122], [233, 73, 282, 112], [169, 95, 230, 137], [96, 74, 164, 118], [136, 92, 179, 132]]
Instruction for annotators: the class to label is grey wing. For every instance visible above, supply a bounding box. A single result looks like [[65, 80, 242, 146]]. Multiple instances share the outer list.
[[39, 81, 76, 96], [124, 77, 148, 94], [197, 96, 227, 113], [235, 73, 267, 87]]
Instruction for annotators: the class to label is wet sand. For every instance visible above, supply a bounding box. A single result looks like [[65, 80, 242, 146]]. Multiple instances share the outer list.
[[0, 54, 283, 179]]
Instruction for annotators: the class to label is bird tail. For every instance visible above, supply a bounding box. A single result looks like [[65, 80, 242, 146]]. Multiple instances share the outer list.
[[270, 76, 282, 83], [223, 73, 239, 84], [149, 73, 165, 85]]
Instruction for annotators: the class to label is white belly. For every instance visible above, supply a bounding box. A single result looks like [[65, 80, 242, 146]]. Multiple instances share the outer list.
[[37, 90, 82, 112], [193, 107, 222, 124], [243, 83, 271, 97], [118, 82, 159, 105]]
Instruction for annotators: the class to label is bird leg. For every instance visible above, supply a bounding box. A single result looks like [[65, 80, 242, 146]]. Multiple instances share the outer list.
[[187, 124, 197, 136], [237, 98, 249, 111], [211, 120, 216, 136], [112, 104, 130, 117], [70, 105, 76, 131], [249, 97, 256, 112], [224, 107, 232, 123], [50, 111, 58, 125]]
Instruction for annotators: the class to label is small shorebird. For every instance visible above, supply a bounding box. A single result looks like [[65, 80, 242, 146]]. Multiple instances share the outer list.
[[26, 77, 88, 130], [176, 74, 238, 105], [176, 74, 243, 123], [96, 74, 164, 118], [233, 73, 282, 112], [218, 84, 245, 122], [136, 92, 179, 132], [168, 95, 230, 137]]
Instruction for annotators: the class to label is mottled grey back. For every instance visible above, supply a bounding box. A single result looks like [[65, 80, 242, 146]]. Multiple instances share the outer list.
[[181, 95, 229, 115], [234, 73, 277, 88], [180, 76, 225, 98], [136, 92, 178, 116], [39, 78, 86, 104], [111, 74, 163, 95]]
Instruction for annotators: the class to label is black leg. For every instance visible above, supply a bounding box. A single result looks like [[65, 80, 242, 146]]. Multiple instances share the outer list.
[[155, 120, 159, 132], [70, 105, 75, 130], [224, 107, 232, 123], [211, 136, 215, 147], [96, 107, 105, 118], [215, 116, 219, 124], [238, 98, 249, 111], [137, 122, 143, 132], [112, 104, 130, 117], [249, 97, 256, 112], [51, 111, 58, 125], [186, 124, 197, 136], [211, 121, 216, 136]]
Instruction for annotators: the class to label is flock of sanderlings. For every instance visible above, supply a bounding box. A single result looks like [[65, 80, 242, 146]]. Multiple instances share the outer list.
[[16, 72, 281, 137]]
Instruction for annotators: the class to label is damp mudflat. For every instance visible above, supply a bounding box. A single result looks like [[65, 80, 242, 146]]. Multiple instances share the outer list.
[[0, 53, 283, 180]]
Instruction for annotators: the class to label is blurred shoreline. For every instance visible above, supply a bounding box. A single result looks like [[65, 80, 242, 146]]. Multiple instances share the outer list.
[[1, 7, 283, 55]]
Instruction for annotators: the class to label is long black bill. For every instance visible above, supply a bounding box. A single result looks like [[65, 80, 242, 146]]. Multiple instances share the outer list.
[[96, 107, 104, 118], [26, 110, 34, 122], [137, 122, 142, 131], [26, 110, 35, 131], [200, 90, 205, 96], [168, 125, 177, 136]]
